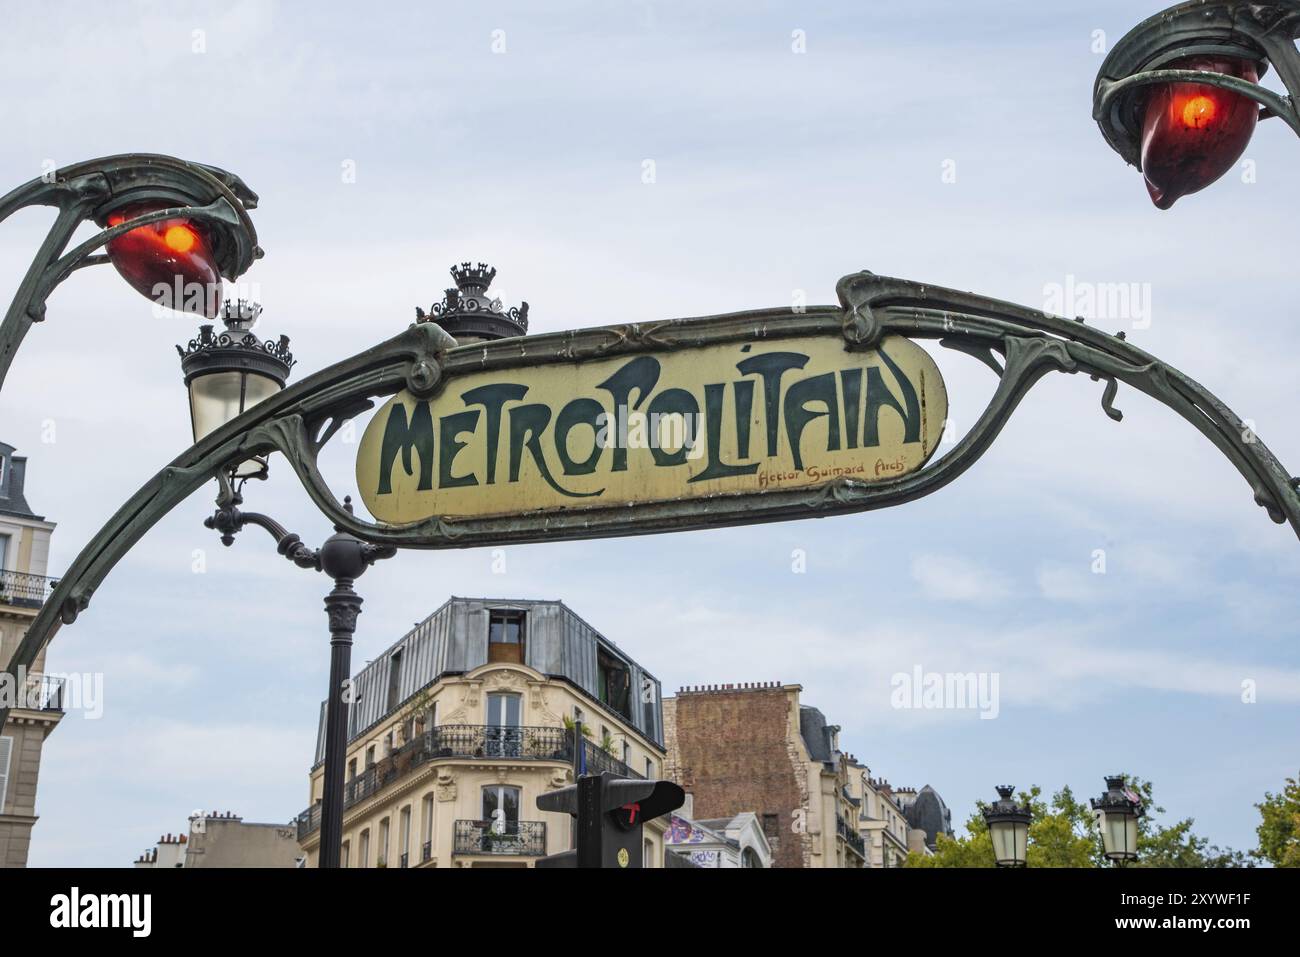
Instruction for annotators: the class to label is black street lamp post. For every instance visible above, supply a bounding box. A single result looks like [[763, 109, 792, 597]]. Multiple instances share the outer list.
[[205, 486, 395, 868], [983, 785, 1033, 868], [180, 305, 395, 867], [1091, 774, 1145, 866]]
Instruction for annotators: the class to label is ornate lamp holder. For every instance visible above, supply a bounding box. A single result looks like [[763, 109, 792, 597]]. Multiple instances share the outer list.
[[0, 153, 261, 393], [416, 261, 529, 342], [1094, 0, 1300, 207]]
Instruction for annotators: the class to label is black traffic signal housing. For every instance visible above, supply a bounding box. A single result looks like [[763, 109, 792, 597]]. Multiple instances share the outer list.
[[536, 772, 684, 868]]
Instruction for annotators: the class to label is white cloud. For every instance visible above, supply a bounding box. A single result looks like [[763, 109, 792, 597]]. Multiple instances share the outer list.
[[910, 553, 1012, 603]]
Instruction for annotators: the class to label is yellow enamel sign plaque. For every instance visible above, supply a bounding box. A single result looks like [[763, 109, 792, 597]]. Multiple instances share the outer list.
[[357, 334, 947, 523]]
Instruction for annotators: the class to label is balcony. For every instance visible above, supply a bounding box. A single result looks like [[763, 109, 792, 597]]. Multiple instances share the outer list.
[[453, 820, 547, 857], [838, 815, 867, 859], [295, 725, 648, 841], [581, 739, 643, 780], [0, 570, 57, 610], [297, 724, 579, 840], [7, 673, 65, 712]]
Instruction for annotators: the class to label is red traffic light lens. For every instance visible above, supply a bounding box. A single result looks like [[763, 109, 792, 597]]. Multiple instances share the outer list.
[[1139, 56, 1259, 209], [103, 202, 222, 317]]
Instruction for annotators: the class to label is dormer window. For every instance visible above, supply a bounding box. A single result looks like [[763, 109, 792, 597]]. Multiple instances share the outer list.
[[597, 647, 631, 720], [488, 610, 526, 664]]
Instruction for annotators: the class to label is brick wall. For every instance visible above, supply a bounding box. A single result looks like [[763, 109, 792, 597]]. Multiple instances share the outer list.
[[664, 682, 809, 868]]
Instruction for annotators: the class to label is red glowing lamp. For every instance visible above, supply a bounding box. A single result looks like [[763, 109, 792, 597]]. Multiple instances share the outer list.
[[101, 202, 223, 317], [1139, 55, 1260, 209]]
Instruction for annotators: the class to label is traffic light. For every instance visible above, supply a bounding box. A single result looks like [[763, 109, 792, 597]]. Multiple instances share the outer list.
[[536, 772, 684, 868]]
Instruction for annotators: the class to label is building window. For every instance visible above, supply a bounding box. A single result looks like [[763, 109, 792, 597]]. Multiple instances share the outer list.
[[485, 693, 522, 758], [596, 648, 631, 719], [622, 740, 630, 765], [386, 649, 403, 713], [359, 829, 370, 868], [365, 745, 375, 769], [348, 758, 357, 781], [644, 838, 655, 868], [378, 817, 390, 867], [0, 533, 9, 571], [482, 785, 521, 830], [342, 840, 350, 868], [421, 794, 434, 861], [399, 806, 411, 868], [488, 610, 526, 664], [0, 736, 11, 812]]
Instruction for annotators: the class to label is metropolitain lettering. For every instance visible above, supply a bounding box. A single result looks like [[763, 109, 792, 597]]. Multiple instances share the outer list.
[[371, 346, 926, 500]]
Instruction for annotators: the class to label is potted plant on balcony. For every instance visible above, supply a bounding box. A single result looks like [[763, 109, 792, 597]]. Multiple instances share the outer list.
[[408, 685, 435, 731]]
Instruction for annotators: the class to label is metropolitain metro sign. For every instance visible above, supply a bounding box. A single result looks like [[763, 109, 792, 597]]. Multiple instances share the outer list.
[[356, 332, 947, 523]]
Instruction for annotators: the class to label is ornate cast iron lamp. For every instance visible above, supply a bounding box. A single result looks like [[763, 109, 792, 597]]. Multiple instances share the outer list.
[[1094, 0, 1300, 207], [983, 785, 1033, 867], [1091, 774, 1145, 865], [177, 300, 295, 480], [416, 261, 528, 343]]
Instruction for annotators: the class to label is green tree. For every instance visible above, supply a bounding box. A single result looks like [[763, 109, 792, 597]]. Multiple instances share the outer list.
[[906, 777, 1246, 868], [906, 785, 1094, 868], [1254, 772, 1300, 867]]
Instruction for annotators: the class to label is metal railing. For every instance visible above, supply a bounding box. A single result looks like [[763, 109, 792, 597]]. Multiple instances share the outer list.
[[296, 724, 577, 839], [838, 815, 867, 859], [8, 673, 65, 712], [0, 570, 57, 609], [582, 739, 643, 780], [453, 820, 546, 856], [296, 803, 322, 842]]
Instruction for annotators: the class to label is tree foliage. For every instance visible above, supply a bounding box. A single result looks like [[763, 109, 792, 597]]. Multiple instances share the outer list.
[[906, 776, 1247, 868], [1253, 772, 1300, 868]]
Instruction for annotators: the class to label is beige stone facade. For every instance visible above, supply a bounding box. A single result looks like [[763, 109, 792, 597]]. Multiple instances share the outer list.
[[296, 598, 669, 868], [134, 813, 302, 868], [0, 443, 59, 869], [845, 761, 914, 867]]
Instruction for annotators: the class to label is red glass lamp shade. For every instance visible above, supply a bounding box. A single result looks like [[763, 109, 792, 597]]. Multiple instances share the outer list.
[[1139, 56, 1259, 209], [102, 202, 222, 316]]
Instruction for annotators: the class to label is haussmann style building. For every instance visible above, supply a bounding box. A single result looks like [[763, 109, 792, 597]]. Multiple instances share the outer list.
[[295, 597, 668, 868], [0, 442, 61, 869]]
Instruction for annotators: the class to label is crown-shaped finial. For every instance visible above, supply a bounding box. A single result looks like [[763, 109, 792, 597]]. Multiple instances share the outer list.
[[451, 261, 497, 294]]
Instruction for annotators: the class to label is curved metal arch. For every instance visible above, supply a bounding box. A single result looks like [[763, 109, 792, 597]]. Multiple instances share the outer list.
[[0, 153, 260, 393], [3, 272, 1297, 734]]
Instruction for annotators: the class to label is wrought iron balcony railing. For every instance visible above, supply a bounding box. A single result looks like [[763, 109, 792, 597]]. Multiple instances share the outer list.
[[0, 570, 58, 609], [18, 673, 65, 712], [296, 724, 582, 839], [837, 815, 867, 859], [453, 820, 546, 857], [582, 739, 643, 780]]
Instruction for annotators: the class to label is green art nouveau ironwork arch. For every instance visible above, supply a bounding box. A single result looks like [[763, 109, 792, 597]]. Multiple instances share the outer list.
[[3, 270, 1297, 735]]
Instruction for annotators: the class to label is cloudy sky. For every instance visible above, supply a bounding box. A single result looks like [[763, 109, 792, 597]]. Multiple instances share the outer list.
[[2, 0, 1297, 866]]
